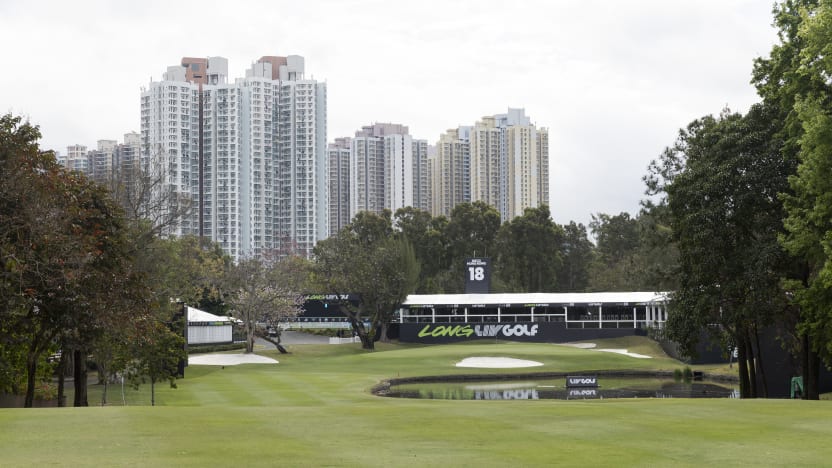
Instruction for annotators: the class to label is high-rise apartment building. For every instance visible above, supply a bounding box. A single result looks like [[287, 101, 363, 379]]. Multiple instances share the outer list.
[[56, 133, 143, 190], [140, 55, 327, 260], [431, 108, 548, 221], [346, 123, 430, 221], [61, 144, 90, 173], [89, 139, 117, 185], [434, 127, 471, 217], [327, 137, 351, 234]]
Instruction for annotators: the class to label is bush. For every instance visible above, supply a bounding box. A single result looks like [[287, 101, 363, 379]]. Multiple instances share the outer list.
[[673, 368, 683, 382], [188, 343, 246, 354], [285, 328, 349, 338], [683, 366, 693, 382]]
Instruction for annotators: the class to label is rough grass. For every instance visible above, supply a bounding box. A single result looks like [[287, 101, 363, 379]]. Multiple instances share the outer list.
[[2, 337, 831, 467]]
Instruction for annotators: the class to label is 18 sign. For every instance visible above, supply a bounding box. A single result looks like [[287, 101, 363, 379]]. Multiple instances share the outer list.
[[464, 257, 490, 293]]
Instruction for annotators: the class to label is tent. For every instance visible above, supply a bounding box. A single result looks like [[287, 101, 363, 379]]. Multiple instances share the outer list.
[[187, 306, 233, 345]]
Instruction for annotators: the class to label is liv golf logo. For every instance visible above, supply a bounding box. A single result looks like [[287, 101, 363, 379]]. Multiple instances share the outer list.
[[417, 323, 540, 339]]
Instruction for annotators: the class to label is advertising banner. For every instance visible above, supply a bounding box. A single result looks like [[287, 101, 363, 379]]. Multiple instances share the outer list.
[[398, 322, 645, 344]]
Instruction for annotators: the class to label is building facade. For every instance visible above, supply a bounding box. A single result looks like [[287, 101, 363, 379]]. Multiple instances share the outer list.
[[140, 55, 327, 260], [431, 108, 549, 221], [329, 123, 430, 226], [327, 137, 351, 235]]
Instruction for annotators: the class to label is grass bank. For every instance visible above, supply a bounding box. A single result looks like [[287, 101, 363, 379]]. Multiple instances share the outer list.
[[1, 338, 830, 467]]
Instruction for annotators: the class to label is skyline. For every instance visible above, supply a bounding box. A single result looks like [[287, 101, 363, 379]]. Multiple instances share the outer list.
[[0, 0, 780, 228]]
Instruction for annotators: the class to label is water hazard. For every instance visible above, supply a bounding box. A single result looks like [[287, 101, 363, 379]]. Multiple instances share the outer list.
[[383, 377, 739, 400]]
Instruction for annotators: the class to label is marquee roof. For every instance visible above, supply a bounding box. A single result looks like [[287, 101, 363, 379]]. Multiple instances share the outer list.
[[403, 292, 668, 307], [187, 306, 234, 323]]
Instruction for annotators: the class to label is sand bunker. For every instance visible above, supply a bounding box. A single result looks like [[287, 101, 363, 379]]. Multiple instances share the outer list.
[[594, 348, 651, 359], [188, 353, 279, 366], [455, 357, 544, 368], [559, 342, 597, 349], [559, 342, 651, 359]]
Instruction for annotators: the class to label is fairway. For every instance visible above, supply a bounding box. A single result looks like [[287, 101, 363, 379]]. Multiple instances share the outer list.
[[1, 338, 831, 467]]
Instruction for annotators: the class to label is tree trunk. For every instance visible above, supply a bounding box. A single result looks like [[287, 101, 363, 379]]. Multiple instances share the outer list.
[[753, 325, 768, 398], [745, 333, 758, 398], [151, 380, 156, 407], [379, 321, 390, 343], [350, 318, 374, 350], [73, 349, 88, 407], [807, 347, 820, 400], [245, 321, 255, 353], [24, 351, 38, 408], [736, 339, 751, 399], [801, 332, 810, 400], [57, 352, 66, 408]]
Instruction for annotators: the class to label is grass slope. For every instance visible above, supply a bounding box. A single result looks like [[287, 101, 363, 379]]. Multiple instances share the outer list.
[[1, 338, 830, 467]]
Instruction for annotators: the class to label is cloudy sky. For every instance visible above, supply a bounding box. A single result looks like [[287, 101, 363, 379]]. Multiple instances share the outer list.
[[1, 0, 780, 228]]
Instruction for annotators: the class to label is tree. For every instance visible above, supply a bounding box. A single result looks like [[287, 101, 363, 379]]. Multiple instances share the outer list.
[[225, 256, 303, 353], [657, 106, 792, 398], [0, 114, 138, 406], [442, 202, 501, 292], [587, 212, 641, 291], [495, 205, 563, 292], [555, 221, 594, 292], [312, 211, 419, 350], [394, 207, 449, 292], [121, 317, 186, 406], [752, 0, 827, 399], [778, 0, 832, 398]]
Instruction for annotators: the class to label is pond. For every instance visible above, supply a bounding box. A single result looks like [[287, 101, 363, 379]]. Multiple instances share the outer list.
[[382, 377, 739, 400]]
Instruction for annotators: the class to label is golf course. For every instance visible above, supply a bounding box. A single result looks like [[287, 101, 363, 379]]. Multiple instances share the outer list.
[[1, 336, 830, 466]]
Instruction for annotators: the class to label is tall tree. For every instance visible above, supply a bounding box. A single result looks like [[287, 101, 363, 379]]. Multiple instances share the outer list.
[[752, 0, 826, 399], [394, 207, 448, 293], [225, 256, 303, 353], [495, 205, 563, 292], [776, 0, 832, 399], [312, 211, 419, 350], [442, 202, 501, 292], [555, 221, 595, 292], [587, 212, 641, 291], [658, 106, 792, 398]]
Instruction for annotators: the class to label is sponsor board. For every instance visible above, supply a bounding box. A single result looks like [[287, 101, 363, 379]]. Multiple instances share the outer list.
[[567, 388, 598, 398], [475, 389, 539, 400], [415, 323, 539, 339], [398, 322, 647, 343], [566, 375, 598, 387]]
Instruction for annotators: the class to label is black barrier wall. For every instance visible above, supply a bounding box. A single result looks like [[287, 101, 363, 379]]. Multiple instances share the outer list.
[[399, 322, 647, 344]]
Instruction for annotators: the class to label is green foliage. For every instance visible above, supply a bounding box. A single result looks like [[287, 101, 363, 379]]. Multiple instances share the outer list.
[[120, 318, 186, 406], [555, 221, 594, 292], [394, 207, 448, 292], [313, 211, 419, 349], [779, 0, 832, 366], [187, 342, 246, 354], [441, 201, 501, 292], [585, 210, 677, 292], [495, 205, 563, 292], [652, 105, 793, 397]]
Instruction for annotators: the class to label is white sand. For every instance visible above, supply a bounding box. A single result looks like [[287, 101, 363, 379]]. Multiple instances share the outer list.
[[455, 357, 544, 368], [559, 342, 597, 349], [188, 353, 279, 366], [595, 348, 652, 359], [560, 342, 651, 358]]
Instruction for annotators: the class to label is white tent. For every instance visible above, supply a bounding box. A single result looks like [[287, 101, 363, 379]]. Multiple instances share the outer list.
[[187, 306, 233, 345]]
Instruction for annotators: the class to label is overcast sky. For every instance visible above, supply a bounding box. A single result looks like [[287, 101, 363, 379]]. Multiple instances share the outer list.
[[0, 0, 780, 228]]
